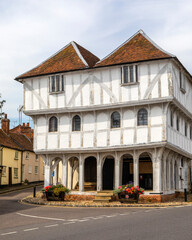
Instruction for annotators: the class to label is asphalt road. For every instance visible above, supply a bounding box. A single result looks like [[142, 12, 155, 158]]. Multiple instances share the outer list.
[[0, 188, 192, 240]]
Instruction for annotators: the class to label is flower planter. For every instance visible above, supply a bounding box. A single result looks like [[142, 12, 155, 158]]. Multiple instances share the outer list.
[[118, 192, 139, 203], [46, 191, 65, 201]]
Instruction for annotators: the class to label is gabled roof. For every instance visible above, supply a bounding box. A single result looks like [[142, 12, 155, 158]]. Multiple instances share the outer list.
[[15, 41, 100, 80], [0, 130, 33, 152], [95, 30, 175, 68]]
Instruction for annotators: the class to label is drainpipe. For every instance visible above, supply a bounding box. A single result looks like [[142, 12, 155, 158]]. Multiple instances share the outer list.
[[0, 146, 4, 186], [21, 151, 23, 185]]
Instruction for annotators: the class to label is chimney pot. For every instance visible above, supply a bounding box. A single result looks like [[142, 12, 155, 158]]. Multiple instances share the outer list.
[[27, 123, 29, 127], [5, 114, 7, 119], [23, 123, 25, 127]]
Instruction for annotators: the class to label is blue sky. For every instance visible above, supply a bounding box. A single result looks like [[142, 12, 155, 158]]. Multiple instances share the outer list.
[[0, 0, 192, 128]]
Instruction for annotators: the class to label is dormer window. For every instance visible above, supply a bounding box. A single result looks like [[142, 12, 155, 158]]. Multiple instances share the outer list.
[[122, 65, 138, 84], [49, 75, 64, 93]]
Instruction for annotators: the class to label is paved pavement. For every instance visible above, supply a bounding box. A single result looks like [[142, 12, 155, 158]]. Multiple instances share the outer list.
[[1, 188, 192, 240]]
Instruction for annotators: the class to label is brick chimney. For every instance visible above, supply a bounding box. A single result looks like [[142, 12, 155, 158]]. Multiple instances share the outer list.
[[2, 114, 10, 134]]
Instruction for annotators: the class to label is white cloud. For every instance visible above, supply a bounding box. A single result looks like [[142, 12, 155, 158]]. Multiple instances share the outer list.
[[0, 0, 191, 124]]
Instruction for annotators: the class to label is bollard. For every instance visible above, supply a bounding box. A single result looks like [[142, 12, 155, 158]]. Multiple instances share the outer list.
[[33, 186, 36, 198], [184, 188, 187, 202]]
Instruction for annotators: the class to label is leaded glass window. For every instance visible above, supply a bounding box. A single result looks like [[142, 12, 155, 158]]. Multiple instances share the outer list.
[[111, 112, 121, 128], [72, 115, 81, 131], [137, 108, 148, 126], [49, 116, 58, 132]]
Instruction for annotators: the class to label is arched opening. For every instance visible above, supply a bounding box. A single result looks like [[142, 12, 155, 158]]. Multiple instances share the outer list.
[[137, 108, 148, 126], [84, 156, 97, 190], [111, 111, 121, 128], [49, 116, 58, 132], [72, 115, 81, 131], [51, 158, 62, 185], [139, 153, 153, 190], [121, 154, 133, 185], [68, 157, 79, 190], [102, 156, 114, 190]]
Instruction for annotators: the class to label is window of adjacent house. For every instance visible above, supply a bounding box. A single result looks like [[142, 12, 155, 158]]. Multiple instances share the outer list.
[[2, 166, 6, 177], [179, 71, 186, 92], [72, 115, 81, 131], [170, 111, 173, 127], [50, 75, 64, 93], [36, 155, 39, 161], [15, 151, 19, 159], [176, 116, 180, 131], [137, 108, 148, 126], [26, 152, 29, 159], [49, 116, 58, 132], [14, 168, 18, 178], [122, 65, 138, 84], [185, 122, 188, 137], [111, 111, 121, 128], [35, 166, 38, 175], [28, 165, 32, 174]]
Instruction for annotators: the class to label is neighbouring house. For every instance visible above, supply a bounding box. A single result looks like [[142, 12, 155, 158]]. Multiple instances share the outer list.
[[0, 115, 44, 186], [15, 30, 192, 200]]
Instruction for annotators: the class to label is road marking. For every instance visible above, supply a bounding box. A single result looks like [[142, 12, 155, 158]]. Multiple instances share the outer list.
[[78, 219, 90, 222], [63, 222, 75, 225], [45, 224, 58, 228], [90, 216, 103, 220], [24, 228, 39, 232], [17, 213, 66, 221], [119, 213, 129, 216], [106, 215, 116, 218], [1, 231, 17, 236], [145, 210, 151, 212], [68, 219, 78, 221]]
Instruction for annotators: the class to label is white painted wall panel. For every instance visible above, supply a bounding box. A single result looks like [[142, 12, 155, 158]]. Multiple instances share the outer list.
[[123, 110, 135, 127], [137, 128, 148, 143], [151, 127, 162, 142], [58, 94, 65, 108], [97, 132, 107, 147], [102, 70, 110, 104], [139, 65, 148, 99], [161, 72, 169, 97], [40, 78, 48, 109], [37, 135, 46, 150], [49, 94, 57, 109], [60, 116, 70, 132], [83, 114, 94, 131], [111, 69, 120, 101], [60, 134, 69, 148], [123, 129, 134, 145], [48, 134, 58, 149], [110, 130, 121, 146], [151, 106, 162, 125], [83, 132, 94, 148], [65, 75, 73, 106], [37, 117, 46, 133], [93, 82, 101, 105], [97, 113, 108, 130], [82, 83, 90, 106], [33, 78, 39, 110], [71, 133, 81, 148]]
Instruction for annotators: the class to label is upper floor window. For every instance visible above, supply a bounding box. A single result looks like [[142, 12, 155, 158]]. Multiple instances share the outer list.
[[26, 152, 29, 159], [15, 151, 19, 160], [14, 168, 18, 178], [72, 115, 81, 131], [49, 116, 58, 132], [176, 116, 180, 131], [137, 108, 148, 126], [122, 65, 138, 84], [49, 75, 64, 93], [111, 111, 121, 128], [190, 126, 192, 140], [179, 71, 186, 93], [170, 111, 173, 127], [185, 122, 188, 137]]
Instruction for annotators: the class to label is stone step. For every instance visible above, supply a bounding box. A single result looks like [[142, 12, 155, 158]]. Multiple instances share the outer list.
[[96, 192, 114, 196], [95, 195, 112, 200]]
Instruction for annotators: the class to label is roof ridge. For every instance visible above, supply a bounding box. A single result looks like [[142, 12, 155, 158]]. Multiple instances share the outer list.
[[15, 42, 73, 80], [71, 41, 89, 67], [96, 29, 175, 65]]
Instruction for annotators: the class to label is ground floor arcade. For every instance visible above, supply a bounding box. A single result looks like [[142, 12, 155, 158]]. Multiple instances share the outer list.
[[41, 147, 191, 195]]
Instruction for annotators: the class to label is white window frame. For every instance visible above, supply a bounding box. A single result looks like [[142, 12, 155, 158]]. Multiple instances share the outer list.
[[49, 74, 64, 93], [2, 166, 6, 177], [28, 165, 32, 174], [14, 168, 18, 178], [35, 166, 38, 175], [121, 65, 138, 84]]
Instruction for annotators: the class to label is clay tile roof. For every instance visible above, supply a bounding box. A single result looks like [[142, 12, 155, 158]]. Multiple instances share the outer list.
[[9, 133, 33, 152], [0, 130, 33, 151], [95, 30, 174, 68], [15, 42, 99, 80]]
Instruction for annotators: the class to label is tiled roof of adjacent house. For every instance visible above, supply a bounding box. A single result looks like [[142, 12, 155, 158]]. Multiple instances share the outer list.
[[95, 30, 174, 67], [15, 42, 100, 80], [0, 130, 33, 151]]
